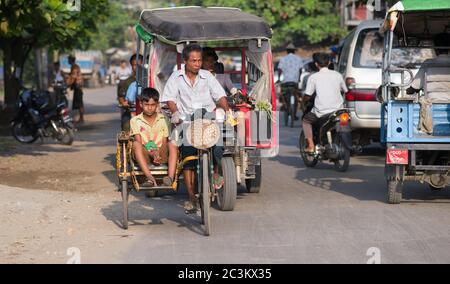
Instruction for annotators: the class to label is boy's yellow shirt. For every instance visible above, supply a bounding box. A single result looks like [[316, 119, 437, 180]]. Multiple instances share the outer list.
[[130, 113, 169, 149]]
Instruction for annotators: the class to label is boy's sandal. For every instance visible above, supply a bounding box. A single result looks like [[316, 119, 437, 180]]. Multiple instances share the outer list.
[[163, 176, 173, 187], [142, 179, 155, 187]]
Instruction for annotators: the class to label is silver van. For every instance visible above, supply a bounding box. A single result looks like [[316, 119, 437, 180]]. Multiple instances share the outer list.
[[337, 20, 435, 146]]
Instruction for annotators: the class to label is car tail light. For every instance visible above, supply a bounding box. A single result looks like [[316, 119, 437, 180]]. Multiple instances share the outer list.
[[386, 149, 408, 165], [345, 90, 376, 101], [345, 77, 355, 88], [339, 112, 350, 126]]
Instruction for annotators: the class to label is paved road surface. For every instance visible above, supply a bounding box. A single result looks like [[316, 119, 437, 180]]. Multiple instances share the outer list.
[[0, 86, 449, 264]]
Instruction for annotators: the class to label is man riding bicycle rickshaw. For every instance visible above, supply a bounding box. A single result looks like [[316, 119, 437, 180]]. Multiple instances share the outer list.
[[161, 43, 235, 214], [116, 7, 278, 235]]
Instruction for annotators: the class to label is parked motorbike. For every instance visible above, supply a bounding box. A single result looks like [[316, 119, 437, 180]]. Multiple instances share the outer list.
[[11, 86, 74, 145], [299, 109, 352, 172]]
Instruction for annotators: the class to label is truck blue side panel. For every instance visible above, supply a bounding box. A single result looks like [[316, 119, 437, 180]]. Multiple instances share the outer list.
[[383, 101, 450, 143]]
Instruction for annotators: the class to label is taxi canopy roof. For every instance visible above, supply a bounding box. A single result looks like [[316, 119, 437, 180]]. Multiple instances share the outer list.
[[139, 7, 272, 44], [381, 0, 450, 37]]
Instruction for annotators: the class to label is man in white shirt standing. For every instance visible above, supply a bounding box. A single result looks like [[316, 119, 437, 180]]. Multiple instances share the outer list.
[[302, 53, 348, 153], [277, 43, 303, 120]]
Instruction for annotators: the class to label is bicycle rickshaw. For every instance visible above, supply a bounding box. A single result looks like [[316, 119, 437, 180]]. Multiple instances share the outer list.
[[116, 7, 278, 235], [379, 0, 450, 203]]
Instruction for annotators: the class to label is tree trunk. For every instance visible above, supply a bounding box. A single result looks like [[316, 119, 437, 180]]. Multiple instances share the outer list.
[[2, 38, 32, 110]]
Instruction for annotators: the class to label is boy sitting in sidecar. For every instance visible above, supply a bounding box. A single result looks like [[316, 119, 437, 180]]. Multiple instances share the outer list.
[[130, 87, 174, 187]]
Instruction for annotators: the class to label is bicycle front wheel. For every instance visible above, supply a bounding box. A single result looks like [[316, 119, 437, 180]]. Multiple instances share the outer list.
[[200, 152, 210, 236]]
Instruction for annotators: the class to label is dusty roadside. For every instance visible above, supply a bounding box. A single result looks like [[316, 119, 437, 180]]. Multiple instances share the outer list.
[[0, 86, 134, 263]]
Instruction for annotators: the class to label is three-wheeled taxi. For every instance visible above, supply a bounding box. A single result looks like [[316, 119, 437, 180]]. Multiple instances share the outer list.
[[116, 7, 278, 233], [379, 0, 450, 203]]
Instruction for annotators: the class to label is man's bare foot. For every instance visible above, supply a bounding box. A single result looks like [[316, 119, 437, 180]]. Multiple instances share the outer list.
[[144, 175, 157, 187], [184, 200, 197, 214], [184, 196, 198, 214], [304, 147, 315, 153]]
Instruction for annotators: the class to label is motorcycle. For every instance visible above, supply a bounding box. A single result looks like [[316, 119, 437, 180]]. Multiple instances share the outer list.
[[11, 86, 75, 145], [299, 109, 352, 172]]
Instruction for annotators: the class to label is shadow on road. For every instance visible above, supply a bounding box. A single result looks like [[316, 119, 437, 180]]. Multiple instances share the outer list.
[[272, 128, 450, 204], [101, 188, 211, 236], [294, 162, 450, 203], [100, 172, 251, 235]]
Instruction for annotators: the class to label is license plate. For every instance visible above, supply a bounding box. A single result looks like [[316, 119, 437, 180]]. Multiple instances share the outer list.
[[386, 149, 408, 165]]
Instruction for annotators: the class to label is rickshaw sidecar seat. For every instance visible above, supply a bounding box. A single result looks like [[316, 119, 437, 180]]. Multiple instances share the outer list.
[[132, 163, 169, 172]]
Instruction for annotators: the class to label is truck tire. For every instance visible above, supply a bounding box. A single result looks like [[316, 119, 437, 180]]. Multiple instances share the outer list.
[[387, 180, 402, 204]]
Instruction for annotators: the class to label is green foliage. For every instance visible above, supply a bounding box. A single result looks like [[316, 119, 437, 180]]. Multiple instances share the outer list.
[[0, 0, 110, 107], [171, 0, 346, 46], [88, 1, 138, 51], [0, 0, 109, 50]]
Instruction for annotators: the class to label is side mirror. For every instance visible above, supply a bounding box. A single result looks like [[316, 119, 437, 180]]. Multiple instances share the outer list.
[[390, 86, 400, 98], [376, 85, 401, 103]]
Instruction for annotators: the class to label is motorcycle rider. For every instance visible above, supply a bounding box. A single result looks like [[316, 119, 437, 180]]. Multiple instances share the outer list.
[[302, 53, 348, 153], [117, 54, 143, 131], [277, 43, 303, 120]]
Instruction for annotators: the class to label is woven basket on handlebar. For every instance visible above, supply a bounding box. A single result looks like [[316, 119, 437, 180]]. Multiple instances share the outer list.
[[186, 119, 220, 150]]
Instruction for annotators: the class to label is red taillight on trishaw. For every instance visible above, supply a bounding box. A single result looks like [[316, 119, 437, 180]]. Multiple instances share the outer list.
[[339, 112, 350, 126]]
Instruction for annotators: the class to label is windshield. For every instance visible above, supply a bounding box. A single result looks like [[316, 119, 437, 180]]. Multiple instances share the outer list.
[[352, 29, 435, 69]]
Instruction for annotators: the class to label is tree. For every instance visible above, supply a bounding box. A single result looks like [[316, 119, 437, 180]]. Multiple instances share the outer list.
[[0, 0, 109, 109], [88, 1, 138, 52], [171, 0, 346, 47]]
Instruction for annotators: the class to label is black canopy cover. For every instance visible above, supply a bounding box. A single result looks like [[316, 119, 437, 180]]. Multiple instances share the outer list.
[[139, 7, 272, 42]]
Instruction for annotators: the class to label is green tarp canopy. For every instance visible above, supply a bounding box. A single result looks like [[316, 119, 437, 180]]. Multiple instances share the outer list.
[[382, 0, 450, 36], [388, 0, 450, 13]]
